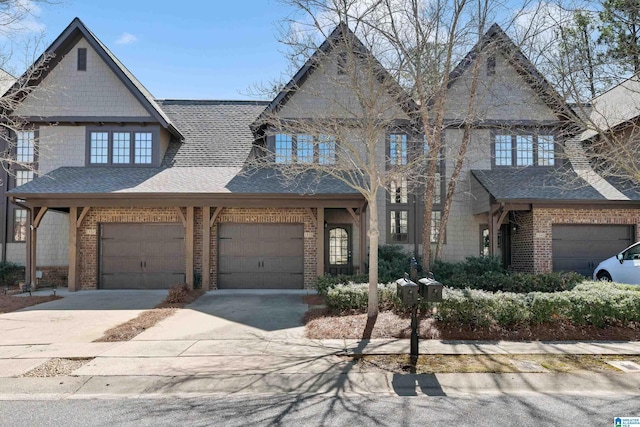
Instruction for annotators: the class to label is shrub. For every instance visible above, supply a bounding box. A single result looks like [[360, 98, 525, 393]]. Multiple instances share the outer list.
[[325, 282, 401, 312], [436, 288, 529, 327], [0, 261, 24, 287], [378, 245, 417, 283], [317, 274, 368, 296], [165, 284, 191, 304]]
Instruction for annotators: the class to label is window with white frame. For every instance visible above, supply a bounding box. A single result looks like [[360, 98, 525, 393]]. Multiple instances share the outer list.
[[273, 133, 336, 164], [389, 133, 407, 165], [13, 209, 27, 242], [494, 132, 555, 167], [16, 131, 35, 163], [15, 170, 34, 187], [88, 130, 154, 165], [431, 211, 442, 243]]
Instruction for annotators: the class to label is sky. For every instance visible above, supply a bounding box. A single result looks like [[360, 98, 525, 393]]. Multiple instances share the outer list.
[[11, 0, 296, 100]]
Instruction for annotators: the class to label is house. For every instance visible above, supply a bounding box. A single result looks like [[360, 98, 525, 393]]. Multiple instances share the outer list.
[[3, 18, 640, 291]]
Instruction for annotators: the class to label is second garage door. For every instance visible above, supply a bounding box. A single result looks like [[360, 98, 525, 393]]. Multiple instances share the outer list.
[[100, 223, 185, 289], [218, 223, 304, 289], [552, 224, 633, 276]]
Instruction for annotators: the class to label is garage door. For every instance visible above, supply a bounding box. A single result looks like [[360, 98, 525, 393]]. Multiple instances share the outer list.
[[552, 225, 633, 276], [218, 223, 304, 289], [100, 223, 185, 289]]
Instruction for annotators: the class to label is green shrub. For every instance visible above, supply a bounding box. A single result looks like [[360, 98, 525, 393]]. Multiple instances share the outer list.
[[0, 261, 24, 287], [317, 274, 368, 296], [378, 245, 416, 283], [325, 282, 401, 312], [436, 288, 529, 327]]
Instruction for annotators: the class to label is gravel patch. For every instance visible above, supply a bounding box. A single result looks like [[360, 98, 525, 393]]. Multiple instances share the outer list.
[[20, 358, 93, 377]]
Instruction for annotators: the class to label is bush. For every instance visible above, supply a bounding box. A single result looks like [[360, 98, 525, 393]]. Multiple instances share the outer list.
[[378, 245, 417, 283], [0, 261, 24, 287], [437, 288, 529, 327], [317, 274, 368, 296], [165, 284, 191, 304], [325, 282, 401, 312]]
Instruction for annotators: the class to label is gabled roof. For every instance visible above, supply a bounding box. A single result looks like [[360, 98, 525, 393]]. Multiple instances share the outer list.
[[6, 18, 183, 139], [251, 22, 416, 129], [449, 23, 575, 122], [0, 68, 15, 95], [580, 74, 640, 140]]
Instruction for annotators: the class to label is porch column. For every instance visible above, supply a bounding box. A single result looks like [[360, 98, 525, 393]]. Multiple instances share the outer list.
[[68, 207, 79, 291], [316, 207, 324, 277], [25, 211, 33, 290], [202, 206, 211, 291], [186, 207, 194, 289]]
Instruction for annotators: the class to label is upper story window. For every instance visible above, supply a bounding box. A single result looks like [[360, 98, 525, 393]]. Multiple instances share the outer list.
[[15, 170, 34, 187], [273, 133, 336, 164], [16, 131, 35, 163], [88, 129, 154, 166], [494, 132, 555, 167], [77, 48, 87, 71], [389, 133, 407, 165]]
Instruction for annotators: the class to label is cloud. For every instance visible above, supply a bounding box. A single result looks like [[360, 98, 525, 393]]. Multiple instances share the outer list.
[[116, 32, 138, 45]]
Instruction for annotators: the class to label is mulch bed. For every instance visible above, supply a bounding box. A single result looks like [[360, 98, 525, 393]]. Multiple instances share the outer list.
[[0, 294, 61, 314], [305, 309, 640, 341]]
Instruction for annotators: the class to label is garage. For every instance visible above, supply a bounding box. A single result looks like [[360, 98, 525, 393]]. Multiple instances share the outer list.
[[552, 224, 634, 276], [218, 223, 304, 289], [99, 223, 185, 289]]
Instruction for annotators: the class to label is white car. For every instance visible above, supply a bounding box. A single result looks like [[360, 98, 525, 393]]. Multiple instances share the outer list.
[[593, 242, 640, 285]]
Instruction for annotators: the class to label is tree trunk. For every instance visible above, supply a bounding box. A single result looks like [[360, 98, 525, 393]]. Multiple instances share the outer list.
[[367, 196, 379, 318]]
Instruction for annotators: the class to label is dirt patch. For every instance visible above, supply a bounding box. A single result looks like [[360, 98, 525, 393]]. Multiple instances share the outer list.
[[303, 294, 324, 306], [354, 354, 640, 374], [20, 358, 92, 377], [0, 294, 61, 314], [94, 288, 204, 342], [305, 310, 640, 341]]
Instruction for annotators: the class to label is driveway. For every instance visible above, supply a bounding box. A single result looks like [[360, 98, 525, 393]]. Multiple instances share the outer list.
[[134, 290, 310, 341], [0, 289, 167, 345]]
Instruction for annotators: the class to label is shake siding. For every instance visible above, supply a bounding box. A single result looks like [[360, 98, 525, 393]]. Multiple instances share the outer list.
[[38, 126, 86, 174], [14, 38, 151, 118]]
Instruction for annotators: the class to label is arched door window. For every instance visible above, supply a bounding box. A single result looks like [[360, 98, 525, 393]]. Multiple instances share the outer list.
[[329, 227, 349, 265]]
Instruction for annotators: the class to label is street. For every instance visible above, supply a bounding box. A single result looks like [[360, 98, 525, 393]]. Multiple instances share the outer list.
[[0, 394, 637, 427]]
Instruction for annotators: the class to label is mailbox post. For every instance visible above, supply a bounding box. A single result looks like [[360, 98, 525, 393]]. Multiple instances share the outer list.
[[396, 259, 445, 363]]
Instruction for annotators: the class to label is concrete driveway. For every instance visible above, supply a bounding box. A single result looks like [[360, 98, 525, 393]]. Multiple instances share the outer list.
[[0, 289, 167, 345], [134, 290, 310, 341]]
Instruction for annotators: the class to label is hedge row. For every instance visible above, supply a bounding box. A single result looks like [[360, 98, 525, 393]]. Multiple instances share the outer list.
[[324, 281, 640, 328]]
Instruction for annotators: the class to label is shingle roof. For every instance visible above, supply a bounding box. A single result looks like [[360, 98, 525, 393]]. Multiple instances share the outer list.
[[157, 100, 268, 167], [9, 166, 360, 196], [471, 168, 612, 201]]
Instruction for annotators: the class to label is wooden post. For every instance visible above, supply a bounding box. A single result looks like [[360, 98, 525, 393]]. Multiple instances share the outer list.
[[186, 207, 194, 289], [202, 206, 211, 291], [317, 207, 324, 277], [30, 223, 37, 291], [68, 207, 78, 291], [25, 210, 32, 289]]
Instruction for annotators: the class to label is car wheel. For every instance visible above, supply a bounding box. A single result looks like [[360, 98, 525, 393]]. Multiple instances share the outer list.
[[597, 271, 612, 282]]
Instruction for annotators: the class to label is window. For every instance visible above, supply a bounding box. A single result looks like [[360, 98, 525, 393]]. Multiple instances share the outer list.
[[390, 177, 408, 204], [13, 209, 27, 242], [431, 211, 441, 243], [389, 133, 407, 165], [15, 170, 34, 187], [16, 131, 35, 163], [329, 228, 349, 265], [296, 134, 314, 163], [273, 133, 336, 164], [494, 133, 555, 167], [88, 130, 155, 165], [77, 48, 87, 71], [390, 210, 408, 242]]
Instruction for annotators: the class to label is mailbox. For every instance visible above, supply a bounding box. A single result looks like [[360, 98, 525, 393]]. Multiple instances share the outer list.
[[396, 278, 419, 306], [418, 277, 443, 303]]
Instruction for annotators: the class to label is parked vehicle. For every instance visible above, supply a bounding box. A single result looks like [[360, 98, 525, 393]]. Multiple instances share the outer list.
[[593, 242, 640, 285]]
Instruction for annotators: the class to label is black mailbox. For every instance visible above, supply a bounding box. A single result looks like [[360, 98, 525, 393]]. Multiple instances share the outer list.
[[395, 278, 419, 305], [418, 277, 443, 302]]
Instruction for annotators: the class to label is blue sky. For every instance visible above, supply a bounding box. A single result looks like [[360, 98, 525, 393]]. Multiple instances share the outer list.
[[23, 0, 295, 100]]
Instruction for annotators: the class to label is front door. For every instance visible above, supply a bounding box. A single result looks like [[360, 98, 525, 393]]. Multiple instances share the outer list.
[[325, 224, 352, 276]]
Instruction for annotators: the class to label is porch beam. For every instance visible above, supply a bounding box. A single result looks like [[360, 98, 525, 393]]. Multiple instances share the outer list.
[[33, 207, 48, 228], [68, 207, 79, 291], [186, 207, 194, 289], [76, 207, 91, 228], [202, 206, 211, 291], [210, 206, 223, 227], [175, 207, 187, 226], [497, 208, 510, 228], [317, 207, 324, 277], [346, 207, 360, 226]]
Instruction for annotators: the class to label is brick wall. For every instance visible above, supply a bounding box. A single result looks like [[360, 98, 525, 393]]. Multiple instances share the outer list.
[[510, 211, 534, 272], [532, 207, 640, 273], [78, 207, 182, 289]]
